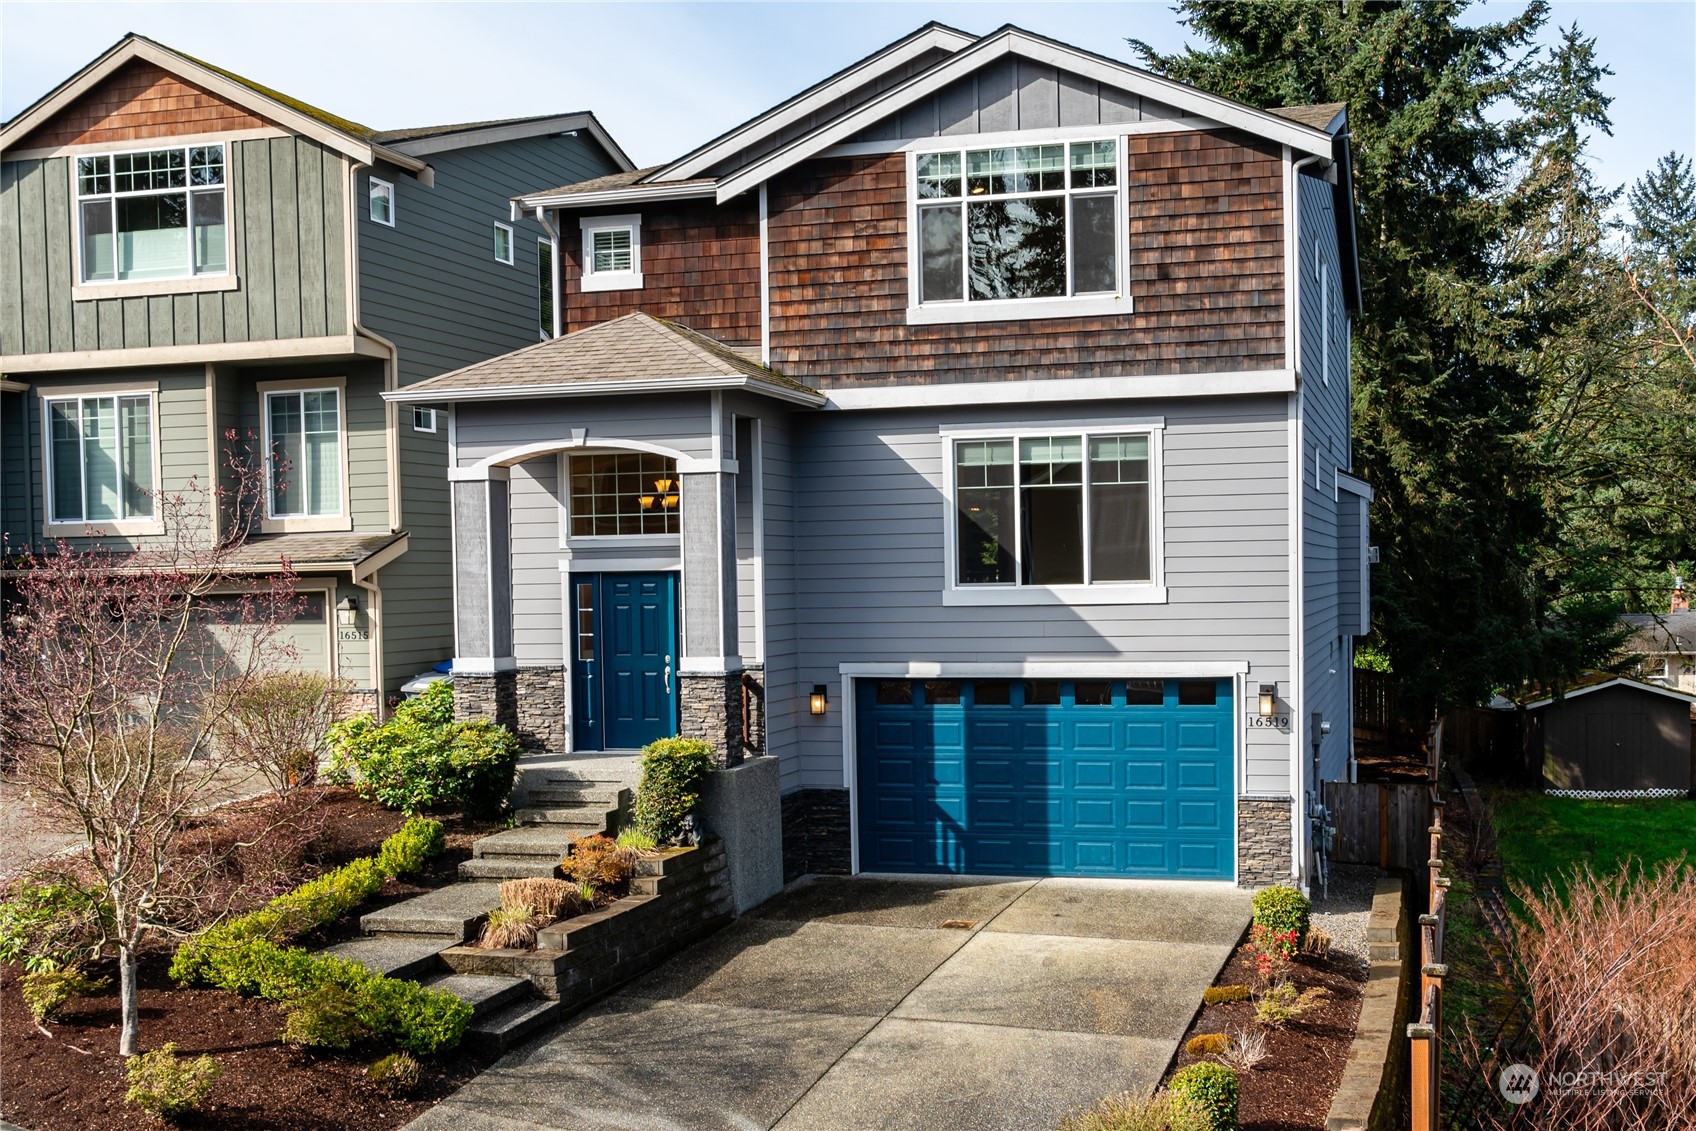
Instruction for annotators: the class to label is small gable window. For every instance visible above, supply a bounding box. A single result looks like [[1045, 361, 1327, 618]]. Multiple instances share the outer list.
[[76, 145, 228, 284], [579, 214, 642, 292], [369, 177, 395, 226], [493, 222, 514, 265]]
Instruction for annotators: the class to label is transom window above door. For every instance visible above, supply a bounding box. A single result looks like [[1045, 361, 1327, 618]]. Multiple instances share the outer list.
[[76, 144, 228, 284], [568, 453, 680, 537]]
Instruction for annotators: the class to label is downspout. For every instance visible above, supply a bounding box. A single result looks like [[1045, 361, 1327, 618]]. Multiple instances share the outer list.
[[533, 205, 563, 339]]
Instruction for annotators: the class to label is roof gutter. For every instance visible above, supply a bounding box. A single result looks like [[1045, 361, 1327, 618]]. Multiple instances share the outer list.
[[383, 374, 826, 408], [517, 181, 718, 211]]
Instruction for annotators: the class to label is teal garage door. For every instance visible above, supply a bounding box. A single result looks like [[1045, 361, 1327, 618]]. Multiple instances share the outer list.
[[856, 677, 1235, 879]]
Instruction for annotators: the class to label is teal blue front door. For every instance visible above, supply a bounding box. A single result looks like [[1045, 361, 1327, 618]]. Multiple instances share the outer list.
[[856, 677, 1236, 878], [570, 573, 678, 751]]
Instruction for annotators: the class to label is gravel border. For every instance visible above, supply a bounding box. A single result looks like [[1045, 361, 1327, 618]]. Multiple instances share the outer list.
[[1308, 862, 1380, 972]]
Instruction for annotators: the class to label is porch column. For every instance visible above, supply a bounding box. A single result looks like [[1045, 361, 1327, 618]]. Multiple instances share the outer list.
[[448, 466, 517, 730], [678, 431, 744, 764]]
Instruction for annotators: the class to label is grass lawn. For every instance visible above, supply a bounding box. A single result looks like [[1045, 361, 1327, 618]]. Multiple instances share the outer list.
[[1486, 789, 1696, 900]]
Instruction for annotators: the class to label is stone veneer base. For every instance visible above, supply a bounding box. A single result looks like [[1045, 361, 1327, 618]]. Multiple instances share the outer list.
[[1237, 796, 1294, 887], [780, 788, 851, 882]]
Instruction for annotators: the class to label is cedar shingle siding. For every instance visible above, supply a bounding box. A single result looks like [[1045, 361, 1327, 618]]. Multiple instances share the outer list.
[[14, 60, 269, 151]]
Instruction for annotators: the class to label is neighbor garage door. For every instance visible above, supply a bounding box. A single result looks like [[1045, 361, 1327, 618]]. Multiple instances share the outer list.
[[856, 677, 1235, 879]]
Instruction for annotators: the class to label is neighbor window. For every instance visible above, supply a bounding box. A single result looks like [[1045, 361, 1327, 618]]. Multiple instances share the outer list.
[[567, 453, 679, 536], [537, 237, 554, 338], [916, 139, 1118, 305], [493, 222, 514, 265], [45, 393, 155, 524], [579, 214, 641, 292], [412, 405, 436, 433], [954, 432, 1153, 588], [369, 177, 394, 226], [265, 388, 342, 518], [76, 145, 227, 283]]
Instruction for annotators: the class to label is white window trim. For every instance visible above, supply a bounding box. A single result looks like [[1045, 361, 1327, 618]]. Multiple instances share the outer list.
[[493, 221, 514, 265], [369, 177, 395, 227], [939, 422, 1167, 607], [67, 142, 237, 299], [578, 213, 642, 292], [413, 405, 437, 433], [39, 385, 165, 537], [257, 376, 352, 533], [905, 133, 1129, 327]]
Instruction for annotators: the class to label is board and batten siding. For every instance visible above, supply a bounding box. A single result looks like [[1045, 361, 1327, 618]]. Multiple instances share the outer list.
[[787, 397, 1294, 796], [0, 137, 347, 358]]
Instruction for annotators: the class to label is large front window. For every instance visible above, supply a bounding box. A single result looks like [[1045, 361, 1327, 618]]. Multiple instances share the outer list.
[[76, 145, 227, 283], [266, 389, 342, 518], [917, 139, 1118, 305], [568, 453, 680, 536], [46, 394, 155, 524], [954, 433, 1152, 588]]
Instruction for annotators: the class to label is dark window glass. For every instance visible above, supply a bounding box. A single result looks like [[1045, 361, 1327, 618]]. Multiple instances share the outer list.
[[1071, 194, 1116, 294], [967, 197, 1065, 300], [1178, 680, 1217, 706], [1088, 435, 1151, 582], [1074, 681, 1112, 706], [576, 582, 595, 662], [924, 680, 962, 705], [973, 680, 1012, 706], [956, 440, 1015, 584], [1025, 680, 1061, 706], [1019, 436, 1083, 585], [919, 205, 963, 303], [876, 680, 914, 705], [1125, 679, 1164, 705], [568, 453, 679, 537], [538, 239, 554, 338]]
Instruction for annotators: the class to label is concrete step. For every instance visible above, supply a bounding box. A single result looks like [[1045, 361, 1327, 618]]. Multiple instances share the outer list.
[[420, 972, 531, 1019], [458, 857, 561, 881], [320, 933, 447, 980], [359, 882, 502, 943], [471, 826, 578, 860], [513, 807, 613, 829], [466, 995, 562, 1053], [527, 786, 621, 806]]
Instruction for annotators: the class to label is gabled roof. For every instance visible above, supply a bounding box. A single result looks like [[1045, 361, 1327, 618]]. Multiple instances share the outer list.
[[1268, 102, 1349, 132], [1620, 610, 1696, 654], [375, 113, 633, 169], [1517, 672, 1696, 710], [385, 313, 824, 406]]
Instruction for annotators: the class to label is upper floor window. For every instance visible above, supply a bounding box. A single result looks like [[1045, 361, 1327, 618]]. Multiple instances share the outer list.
[[45, 392, 156, 526], [76, 145, 227, 283], [413, 405, 437, 433], [369, 177, 395, 226], [567, 452, 678, 537], [915, 139, 1119, 309], [579, 214, 642, 292], [264, 387, 343, 521], [493, 222, 514, 265], [950, 429, 1159, 599]]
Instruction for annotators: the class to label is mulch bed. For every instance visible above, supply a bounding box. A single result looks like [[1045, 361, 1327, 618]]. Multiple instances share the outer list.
[[1167, 937, 1367, 1131], [0, 788, 507, 1131]]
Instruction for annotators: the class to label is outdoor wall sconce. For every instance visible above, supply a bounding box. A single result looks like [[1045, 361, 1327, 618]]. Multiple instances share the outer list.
[[337, 595, 360, 627], [1258, 683, 1279, 717], [809, 685, 828, 715]]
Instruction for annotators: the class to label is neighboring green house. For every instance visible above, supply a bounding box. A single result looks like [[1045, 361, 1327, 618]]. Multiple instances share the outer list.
[[0, 34, 631, 709]]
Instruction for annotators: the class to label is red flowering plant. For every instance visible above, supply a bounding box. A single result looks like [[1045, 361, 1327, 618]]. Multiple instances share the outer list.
[[1244, 924, 1298, 987]]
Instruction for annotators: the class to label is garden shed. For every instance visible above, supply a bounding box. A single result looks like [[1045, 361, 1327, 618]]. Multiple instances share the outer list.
[[1521, 675, 1696, 797]]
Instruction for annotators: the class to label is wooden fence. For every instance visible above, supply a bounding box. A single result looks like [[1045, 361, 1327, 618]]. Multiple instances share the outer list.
[[1324, 781, 1435, 870], [1408, 803, 1450, 1131]]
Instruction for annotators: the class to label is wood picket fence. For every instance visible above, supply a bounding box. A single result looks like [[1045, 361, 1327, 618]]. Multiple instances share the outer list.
[[1408, 801, 1450, 1131]]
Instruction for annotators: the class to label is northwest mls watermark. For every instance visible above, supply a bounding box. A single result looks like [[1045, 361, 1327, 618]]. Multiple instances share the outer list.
[[1498, 1064, 1668, 1104]]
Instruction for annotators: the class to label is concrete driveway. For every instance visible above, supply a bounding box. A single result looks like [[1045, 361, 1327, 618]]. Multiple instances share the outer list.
[[409, 874, 1251, 1131]]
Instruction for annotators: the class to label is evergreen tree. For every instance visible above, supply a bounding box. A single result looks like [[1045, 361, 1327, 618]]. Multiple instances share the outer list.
[[1628, 153, 1696, 276]]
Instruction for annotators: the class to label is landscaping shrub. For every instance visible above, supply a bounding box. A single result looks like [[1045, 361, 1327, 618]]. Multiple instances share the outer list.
[[125, 1043, 221, 1120], [1059, 1090, 1211, 1131], [1300, 928, 1332, 957], [1168, 1062, 1238, 1131], [478, 904, 540, 950], [1243, 924, 1296, 988], [1201, 985, 1251, 1005], [615, 827, 658, 852], [630, 736, 715, 843], [281, 984, 373, 1050], [19, 962, 109, 1024], [367, 1051, 422, 1098], [563, 834, 638, 889], [576, 880, 598, 907], [0, 874, 110, 972], [216, 672, 338, 796], [1249, 885, 1310, 945], [499, 878, 579, 920], [376, 817, 447, 877], [327, 682, 520, 816], [1253, 980, 1327, 1028], [1185, 1033, 1232, 1057]]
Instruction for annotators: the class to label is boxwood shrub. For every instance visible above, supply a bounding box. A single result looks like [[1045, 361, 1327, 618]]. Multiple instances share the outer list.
[[631, 736, 716, 844], [1169, 1062, 1239, 1131], [1250, 885, 1311, 946]]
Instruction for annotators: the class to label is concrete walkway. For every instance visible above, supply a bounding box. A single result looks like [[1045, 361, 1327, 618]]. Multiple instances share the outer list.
[[407, 874, 1251, 1131]]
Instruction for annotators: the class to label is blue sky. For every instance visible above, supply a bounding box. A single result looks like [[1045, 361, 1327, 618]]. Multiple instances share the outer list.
[[3, 2, 1691, 202]]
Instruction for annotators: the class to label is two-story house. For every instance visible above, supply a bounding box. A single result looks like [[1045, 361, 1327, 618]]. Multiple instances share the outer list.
[[1, 34, 631, 711], [398, 22, 1368, 890]]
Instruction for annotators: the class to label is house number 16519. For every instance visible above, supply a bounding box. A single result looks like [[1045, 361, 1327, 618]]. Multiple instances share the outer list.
[[1247, 714, 1290, 729]]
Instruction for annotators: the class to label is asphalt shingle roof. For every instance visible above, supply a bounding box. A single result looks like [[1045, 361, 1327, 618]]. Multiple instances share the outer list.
[[1621, 610, 1696, 653], [1267, 102, 1348, 132], [225, 531, 406, 569]]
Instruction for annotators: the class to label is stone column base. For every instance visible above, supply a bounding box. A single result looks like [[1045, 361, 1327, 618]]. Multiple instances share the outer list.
[[679, 670, 760, 767], [780, 788, 852, 882], [1238, 796, 1294, 887], [514, 666, 566, 754], [453, 671, 518, 733]]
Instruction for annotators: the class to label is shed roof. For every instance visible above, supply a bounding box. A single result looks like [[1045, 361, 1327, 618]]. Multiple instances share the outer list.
[[1517, 672, 1696, 710]]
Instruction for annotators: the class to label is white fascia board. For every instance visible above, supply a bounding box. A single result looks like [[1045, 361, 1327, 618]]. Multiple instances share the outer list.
[[1335, 470, 1375, 501], [655, 24, 978, 183], [714, 28, 1335, 203], [518, 181, 719, 211], [823, 370, 1295, 411], [387, 114, 635, 172], [840, 660, 1252, 678], [1522, 678, 1696, 711], [384, 374, 826, 408]]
